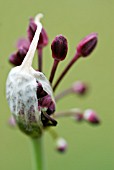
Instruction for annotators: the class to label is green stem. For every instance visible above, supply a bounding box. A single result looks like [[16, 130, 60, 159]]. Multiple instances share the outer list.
[[30, 137, 46, 170]]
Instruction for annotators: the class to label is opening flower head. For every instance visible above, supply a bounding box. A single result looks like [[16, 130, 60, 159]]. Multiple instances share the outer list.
[[6, 14, 56, 138], [6, 13, 100, 151]]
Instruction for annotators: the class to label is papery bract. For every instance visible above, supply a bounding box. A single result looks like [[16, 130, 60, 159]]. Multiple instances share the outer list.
[[6, 14, 56, 138]]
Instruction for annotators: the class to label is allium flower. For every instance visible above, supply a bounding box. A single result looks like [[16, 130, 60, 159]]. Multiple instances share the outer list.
[[6, 13, 100, 150], [6, 14, 56, 138]]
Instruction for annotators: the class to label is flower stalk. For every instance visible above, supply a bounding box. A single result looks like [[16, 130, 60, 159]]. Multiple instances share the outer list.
[[31, 137, 46, 170], [55, 87, 72, 102], [54, 108, 82, 118], [38, 47, 43, 72], [53, 52, 81, 91], [50, 35, 68, 84], [49, 59, 59, 84]]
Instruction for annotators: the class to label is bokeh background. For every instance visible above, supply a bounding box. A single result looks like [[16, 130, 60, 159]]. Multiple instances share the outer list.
[[0, 0, 114, 169]]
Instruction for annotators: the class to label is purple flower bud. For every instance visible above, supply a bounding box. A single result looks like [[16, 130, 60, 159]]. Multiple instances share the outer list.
[[27, 18, 48, 49], [74, 113, 83, 121], [51, 35, 68, 61], [8, 115, 16, 127], [36, 82, 57, 127], [16, 38, 30, 51], [39, 95, 55, 115], [83, 109, 100, 124], [72, 81, 87, 95], [77, 33, 98, 57], [56, 138, 67, 153], [37, 82, 47, 98], [9, 38, 30, 66]]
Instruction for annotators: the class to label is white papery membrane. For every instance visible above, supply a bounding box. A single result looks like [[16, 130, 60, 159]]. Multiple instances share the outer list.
[[6, 14, 55, 138]]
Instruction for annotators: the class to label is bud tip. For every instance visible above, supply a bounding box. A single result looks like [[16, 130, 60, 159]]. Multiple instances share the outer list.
[[77, 33, 98, 57], [83, 109, 100, 124], [72, 81, 87, 95], [56, 137, 67, 153]]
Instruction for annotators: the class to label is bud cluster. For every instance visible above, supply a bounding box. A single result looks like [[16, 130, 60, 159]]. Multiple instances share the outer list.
[[6, 13, 100, 152]]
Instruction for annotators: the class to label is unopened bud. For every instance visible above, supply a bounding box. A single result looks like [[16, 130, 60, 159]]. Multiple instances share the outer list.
[[9, 39, 30, 66], [56, 137, 67, 153], [8, 115, 16, 127], [77, 33, 98, 57], [72, 81, 87, 95], [51, 35, 68, 61], [39, 95, 56, 115], [74, 113, 83, 121], [37, 82, 47, 98], [83, 109, 100, 124], [27, 18, 48, 49]]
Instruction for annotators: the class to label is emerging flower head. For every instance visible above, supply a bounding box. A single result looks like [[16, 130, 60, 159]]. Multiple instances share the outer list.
[[6, 14, 56, 138]]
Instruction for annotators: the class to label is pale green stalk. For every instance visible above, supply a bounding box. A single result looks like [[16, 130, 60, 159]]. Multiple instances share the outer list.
[[30, 137, 46, 170]]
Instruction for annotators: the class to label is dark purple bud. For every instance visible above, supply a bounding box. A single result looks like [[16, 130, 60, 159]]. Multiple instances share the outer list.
[[9, 38, 30, 66], [38, 28, 48, 48], [47, 101, 55, 115], [36, 82, 47, 99], [9, 53, 22, 66], [56, 138, 67, 153], [72, 81, 87, 95], [51, 35, 68, 61], [83, 109, 100, 124], [75, 113, 83, 121], [16, 38, 30, 51], [77, 33, 98, 57], [39, 95, 55, 115], [27, 18, 48, 49]]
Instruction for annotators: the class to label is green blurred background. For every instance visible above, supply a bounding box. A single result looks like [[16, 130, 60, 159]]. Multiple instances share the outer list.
[[0, 0, 114, 169]]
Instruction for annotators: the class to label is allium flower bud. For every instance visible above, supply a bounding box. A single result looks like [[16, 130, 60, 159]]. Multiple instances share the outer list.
[[51, 35, 68, 61], [72, 81, 87, 95], [9, 38, 30, 66], [74, 113, 83, 121], [56, 138, 67, 153], [8, 115, 16, 127], [39, 95, 55, 115], [83, 109, 100, 124], [27, 18, 48, 49], [77, 33, 98, 57], [6, 14, 56, 138]]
